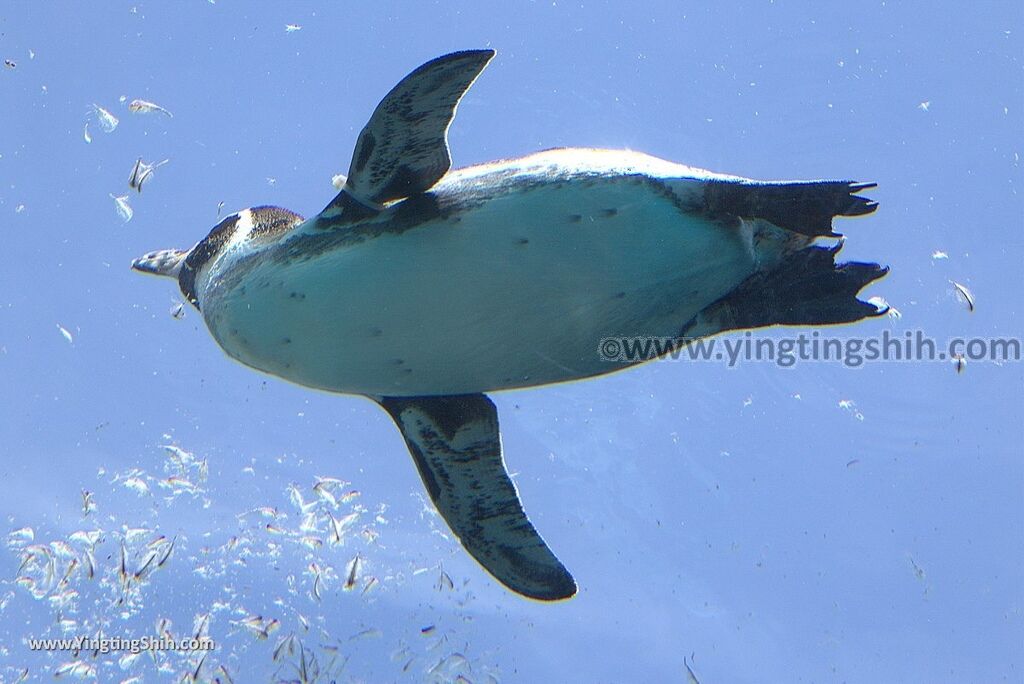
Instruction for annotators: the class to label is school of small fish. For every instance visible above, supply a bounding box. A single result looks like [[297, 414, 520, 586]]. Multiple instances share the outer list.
[[4, 438, 497, 682]]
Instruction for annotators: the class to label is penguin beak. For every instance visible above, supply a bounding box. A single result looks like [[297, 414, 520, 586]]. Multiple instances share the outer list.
[[132, 248, 187, 278]]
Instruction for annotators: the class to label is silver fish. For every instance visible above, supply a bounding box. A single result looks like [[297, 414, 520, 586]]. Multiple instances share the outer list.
[[951, 280, 975, 312]]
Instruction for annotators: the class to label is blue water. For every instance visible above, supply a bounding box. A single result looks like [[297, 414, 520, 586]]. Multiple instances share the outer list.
[[1, 3, 1021, 682]]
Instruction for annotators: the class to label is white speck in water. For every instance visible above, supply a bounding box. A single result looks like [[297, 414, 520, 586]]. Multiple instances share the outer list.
[[838, 399, 865, 421], [57, 324, 74, 344]]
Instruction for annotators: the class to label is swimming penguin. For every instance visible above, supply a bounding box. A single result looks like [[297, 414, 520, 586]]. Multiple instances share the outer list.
[[133, 49, 886, 600]]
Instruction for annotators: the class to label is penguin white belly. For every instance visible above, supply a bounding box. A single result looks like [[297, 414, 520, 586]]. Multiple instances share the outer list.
[[201, 175, 756, 396]]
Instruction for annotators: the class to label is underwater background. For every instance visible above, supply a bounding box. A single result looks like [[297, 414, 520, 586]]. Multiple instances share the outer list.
[[1, 2, 1021, 682]]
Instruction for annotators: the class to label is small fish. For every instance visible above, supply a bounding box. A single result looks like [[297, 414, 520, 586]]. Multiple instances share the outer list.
[[330, 512, 362, 545], [68, 532, 100, 548], [118, 542, 129, 587], [298, 644, 312, 684], [128, 98, 174, 117], [50, 540, 76, 559], [344, 554, 361, 591], [81, 489, 95, 515], [110, 193, 133, 222], [435, 568, 454, 592], [953, 354, 967, 374], [128, 157, 169, 193], [156, 536, 175, 567], [237, 615, 267, 638], [91, 104, 119, 132], [4, 59, 15, 69], [336, 511, 359, 531], [349, 627, 381, 640], [312, 481, 338, 507], [193, 613, 210, 640], [133, 551, 157, 580], [299, 511, 319, 533], [171, 302, 186, 320], [361, 575, 379, 595], [83, 549, 96, 579], [243, 505, 280, 519], [57, 324, 74, 344], [216, 200, 225, 217], [123, 476, 149, 494], [189, 652, 207, 682], [950, 280, 975, 312], [273, 634, 296, 661], [156, 617, 173, 639], [54, 660, 95, 678], [287, 484, 310, 512], [312, 571, 323, 602], [8, 527, 35, 545], [420, 624, 436, 635], [162, 475, 196, 492], [67, 528, 99, 548], [299, 535, 323, 550]]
